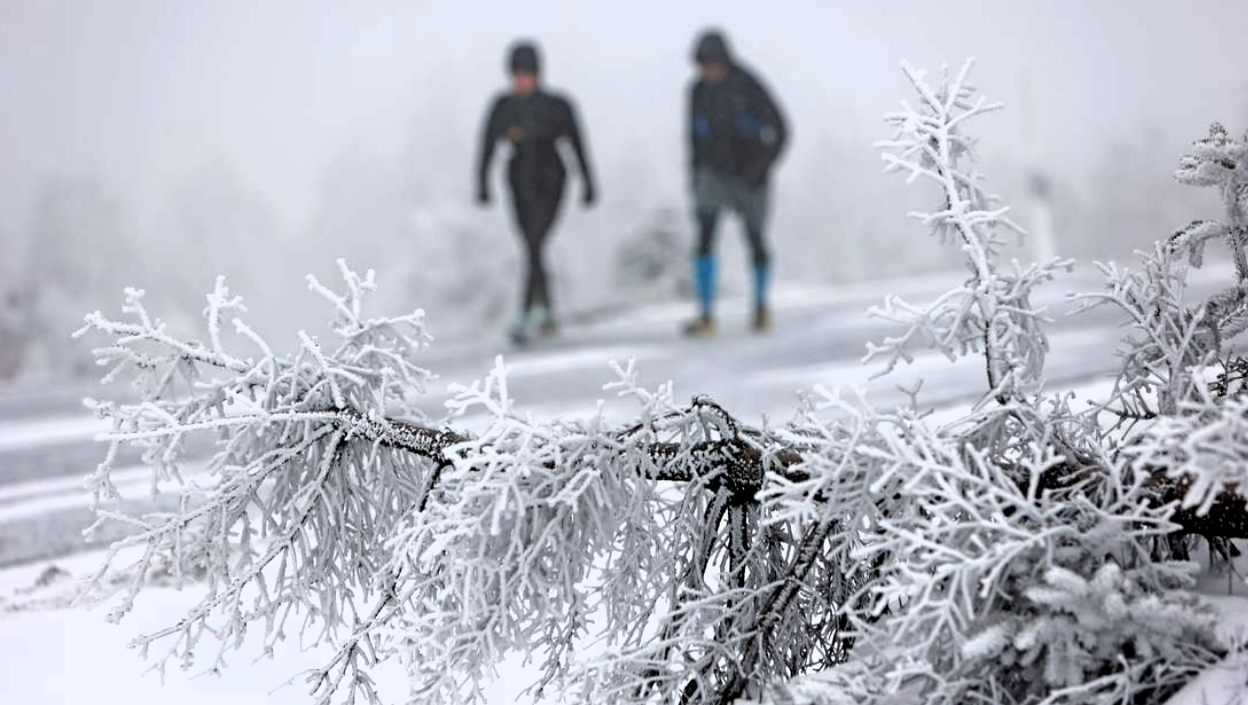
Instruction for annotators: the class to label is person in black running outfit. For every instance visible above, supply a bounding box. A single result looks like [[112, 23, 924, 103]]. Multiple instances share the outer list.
[[476, 41, 597, 344]]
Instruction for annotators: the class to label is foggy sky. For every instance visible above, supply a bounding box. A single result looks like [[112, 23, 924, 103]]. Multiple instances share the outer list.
[[2, 0, 1246, 249]]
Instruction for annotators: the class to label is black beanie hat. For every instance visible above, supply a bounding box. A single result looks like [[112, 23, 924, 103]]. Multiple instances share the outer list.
[[509, 41, 541, 75], [693, 30, 731, 65]]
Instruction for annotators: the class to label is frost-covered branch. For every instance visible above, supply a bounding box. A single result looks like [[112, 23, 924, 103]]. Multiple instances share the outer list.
[[1067, 125, 1248, 538], [869, 58, 1073, 404], [74, 63, 1248, 705], [72, 260, 438, 687], [74, 271, 849, 705]]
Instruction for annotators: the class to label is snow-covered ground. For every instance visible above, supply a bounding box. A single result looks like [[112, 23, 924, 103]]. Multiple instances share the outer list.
[[2, 266, 1244, 703]]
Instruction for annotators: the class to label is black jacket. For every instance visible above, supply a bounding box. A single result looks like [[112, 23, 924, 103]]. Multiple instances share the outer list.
[[477, 90, 595, 200], [689, 65, 788, 186]]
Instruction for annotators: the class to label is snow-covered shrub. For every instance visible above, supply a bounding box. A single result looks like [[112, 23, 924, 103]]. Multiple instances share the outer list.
[[76, 60, 1248, 705], [758, 396, 1221, 705], [0, 221, 31, 379], [1072, 124, 1248, 523], [0, 289, 27, 380], [399, 205, 513, 337], [4, 178, 147, 381], [76, 259, 837, 703], [974, 562, 1216, 691], [867, 60, 1073, 405], [758, 63, 1243, 705], [306, 148, 513, 341], [613, 208, 690, 303]]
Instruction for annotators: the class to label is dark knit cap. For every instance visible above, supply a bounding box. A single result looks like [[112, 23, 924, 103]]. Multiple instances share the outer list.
[[692, 30, 732, 65], [509, 41, 541, 74]]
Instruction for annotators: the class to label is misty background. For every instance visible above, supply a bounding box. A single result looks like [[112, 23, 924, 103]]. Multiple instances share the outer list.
[[2, 0, 1246, 381]]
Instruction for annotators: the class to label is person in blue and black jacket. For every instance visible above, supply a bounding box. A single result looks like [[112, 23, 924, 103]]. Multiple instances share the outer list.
[[685, 29, 788, 336]]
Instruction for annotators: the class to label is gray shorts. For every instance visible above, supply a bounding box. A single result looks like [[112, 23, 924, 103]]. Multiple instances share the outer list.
[[693, 168, 770, 232]]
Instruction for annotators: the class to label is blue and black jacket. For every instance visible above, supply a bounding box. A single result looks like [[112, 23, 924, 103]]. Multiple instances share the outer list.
[[689, 64, 788, 187]]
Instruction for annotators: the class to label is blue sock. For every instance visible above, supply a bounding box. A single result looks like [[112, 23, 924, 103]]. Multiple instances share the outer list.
[[752, 262, 770, 309], [694, 254, 716, 319]]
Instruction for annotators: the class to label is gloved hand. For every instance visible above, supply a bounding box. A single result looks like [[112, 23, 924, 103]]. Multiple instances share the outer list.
[[582, 183, 597, 208]]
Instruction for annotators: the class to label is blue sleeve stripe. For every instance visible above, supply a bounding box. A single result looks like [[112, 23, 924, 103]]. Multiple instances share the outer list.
[[734, 109, 762, 137]]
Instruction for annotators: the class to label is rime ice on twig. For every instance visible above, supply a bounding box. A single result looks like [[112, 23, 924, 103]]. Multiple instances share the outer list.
[[75, 263, 843, 705], [868, 58, 1073, 404], [73, 259, 437, 693]]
